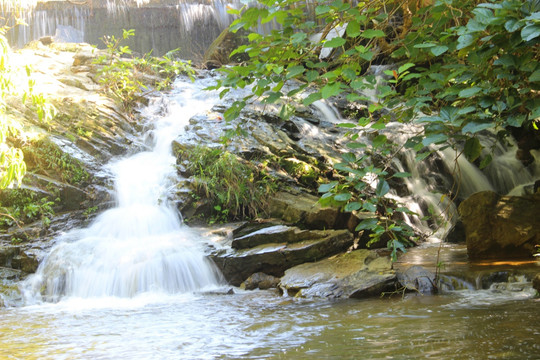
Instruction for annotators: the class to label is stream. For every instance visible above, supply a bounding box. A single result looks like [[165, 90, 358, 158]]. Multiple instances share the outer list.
[[1, 76, 539, 359]]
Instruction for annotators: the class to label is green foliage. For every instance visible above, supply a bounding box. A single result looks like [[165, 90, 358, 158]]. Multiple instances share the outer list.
[[179, 146, 277, 222], [211, 0, 539, 260], [0, 8, 56, 190], [0, 189, 56, 228], [94, 29, 195, 111]]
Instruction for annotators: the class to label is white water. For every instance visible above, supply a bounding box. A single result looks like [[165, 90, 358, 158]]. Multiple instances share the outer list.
[[24, 78, 224, 303]]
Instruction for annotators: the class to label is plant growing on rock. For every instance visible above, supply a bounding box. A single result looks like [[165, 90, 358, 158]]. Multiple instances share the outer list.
[[178, 146, 277, 222], [210, 0, 540, 260], [94, 29, 195, 111]]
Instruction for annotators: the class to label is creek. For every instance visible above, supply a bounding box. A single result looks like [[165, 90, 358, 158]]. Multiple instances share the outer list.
[[0, 75, 538, 359]]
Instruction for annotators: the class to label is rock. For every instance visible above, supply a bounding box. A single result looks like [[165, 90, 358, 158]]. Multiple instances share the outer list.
[[396, 265, 437, 294], [268, 191, 342, 229], [232, 225, 303, 249], [279, 249, 395, 299], [210, 229, 354, 286], [243, 272, 280, 290], [459, 191, 540, 260], [533, 274, 540, 294]]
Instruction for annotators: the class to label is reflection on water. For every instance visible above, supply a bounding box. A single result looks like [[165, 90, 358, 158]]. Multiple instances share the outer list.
[[1, 290, 539, 359]]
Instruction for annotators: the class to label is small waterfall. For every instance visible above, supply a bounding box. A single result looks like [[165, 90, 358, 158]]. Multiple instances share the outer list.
[[309, 100, 539, 242], [24, 78, 224, 302]]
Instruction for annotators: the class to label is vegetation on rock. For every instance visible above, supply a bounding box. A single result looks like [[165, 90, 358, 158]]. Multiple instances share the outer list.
[[177, 145, 277, 223]]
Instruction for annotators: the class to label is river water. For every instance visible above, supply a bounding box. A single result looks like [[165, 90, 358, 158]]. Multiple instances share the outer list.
[[1, 77, 539, 359], [1, 290, 539, 359]]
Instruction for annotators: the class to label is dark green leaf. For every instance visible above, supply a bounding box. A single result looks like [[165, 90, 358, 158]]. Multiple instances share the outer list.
[[344, 201, 362, 212], [422, 133, 447, 146], [355, 218, 378, 231], [362, 202, 377, 212], [392, 172, 411, 178], [462, 122, 493, 134], [334, 193, 352, 202], [464, 137, 482, 162], [459, 87, 482, 98], [375, 179, 390, 197]]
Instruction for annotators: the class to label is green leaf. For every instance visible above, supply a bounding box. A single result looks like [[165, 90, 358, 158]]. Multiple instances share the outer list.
[[334, 193, 352, 202], [413, 43, 436, 48], [529, 69, 540, 82], [286, 65, 305, 79], [430, 46, 448, 56], [324, 37, 346, 48], [392, 172, 411, 178], [342, 152, 356, 163], [372, 134, 387, 148], [315, 5, 331, 15], [347, 142, 367, 149], [505, 19, 522, 33], [344, 201, 362, 212], [303, 92, 322, 105], [321, 82, 342, 99], [462, 122, 493, 134], [422, 133, 447, 146], [361, 29, 385, 39], [464, 137, 482, 162], [398, 63, 415, 74], [375, 179, 390, 197], [457, 34, 475, 50], [363, 202, 377, 212], [479, 154, 492, 169], [355, 218, 378, 231], [459, 87, 482, 98], [346, 20, 361, 38], [521, 24, 540, 41], [290, 32, 307, 45], [318, 181, 339, 193]]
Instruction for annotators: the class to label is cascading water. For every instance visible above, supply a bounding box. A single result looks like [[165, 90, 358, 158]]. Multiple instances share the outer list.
[[24, 78, 224, 303], [308, 100, 540, 242]]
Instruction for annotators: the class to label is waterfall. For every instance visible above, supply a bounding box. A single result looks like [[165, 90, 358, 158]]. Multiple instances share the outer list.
[[2, 0, 242, 58], [24, 78, 224, 303]]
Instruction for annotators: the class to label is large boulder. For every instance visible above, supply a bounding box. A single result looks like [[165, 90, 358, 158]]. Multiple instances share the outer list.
[[279, 249, 395, 299], [458, 191, 540, 260], [210, 227, 354, 286]]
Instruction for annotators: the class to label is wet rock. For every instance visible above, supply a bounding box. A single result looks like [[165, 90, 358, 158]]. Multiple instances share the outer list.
[[533, 274, 540, 294], [243, 272, 280, 290], [279, 249, 395, 299], [210, 229, 354, 286], [396, 265, 437, 294], [459, 191, 540, 260]]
